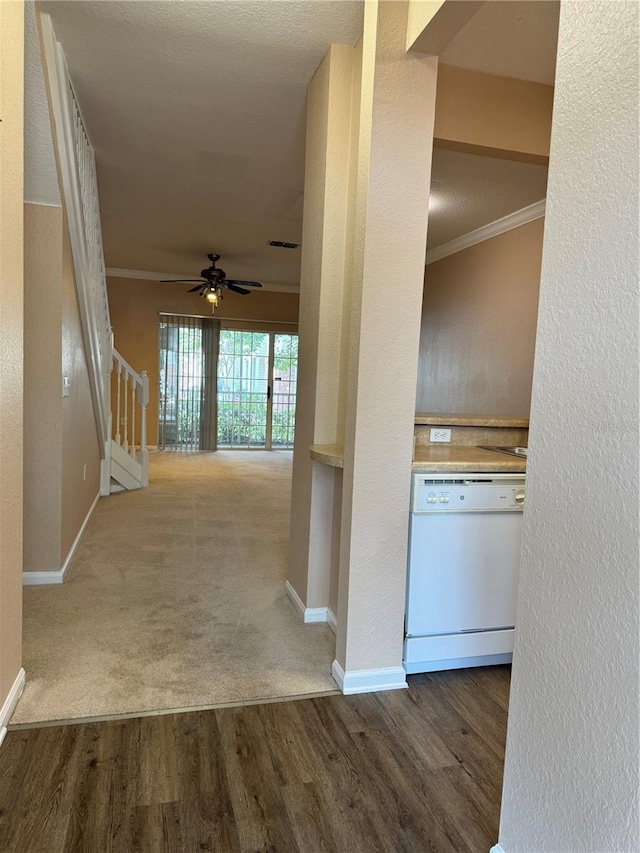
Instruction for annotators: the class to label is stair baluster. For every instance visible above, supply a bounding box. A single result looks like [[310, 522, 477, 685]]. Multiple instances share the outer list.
[[109, 350, 149, 493]]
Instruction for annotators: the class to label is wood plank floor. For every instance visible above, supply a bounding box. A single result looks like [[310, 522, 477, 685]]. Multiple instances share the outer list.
[[0, 666, 510, 852]]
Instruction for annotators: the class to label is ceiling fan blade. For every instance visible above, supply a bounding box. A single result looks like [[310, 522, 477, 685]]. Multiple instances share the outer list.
[[224, 279, 262, 288], [226, 283, 251, 295], [160, 278, 205, 284], [187, 284, 206, 293]]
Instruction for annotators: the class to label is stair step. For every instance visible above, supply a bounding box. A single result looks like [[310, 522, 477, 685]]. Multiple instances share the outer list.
[[110, 439, 143, 491]]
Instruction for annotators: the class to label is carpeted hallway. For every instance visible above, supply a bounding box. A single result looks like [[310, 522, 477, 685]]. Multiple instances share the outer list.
[[12, 451, 337, 725]]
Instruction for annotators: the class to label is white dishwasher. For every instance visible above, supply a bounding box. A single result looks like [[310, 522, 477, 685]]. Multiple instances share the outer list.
[[404, 472, 525, 674]]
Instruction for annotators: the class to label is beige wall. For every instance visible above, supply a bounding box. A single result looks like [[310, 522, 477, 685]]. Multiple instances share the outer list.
[[0, 0, 24, 707], [496, 3, 639, 850], [23, 204, 102, 571], [60, 217, 101, 558], [288, 43, 356, 606], [416, 218, 543, 417], [435, 64, 553, 164], [407, 0, 554, 168], [406, 1, 482, 54], [107, 277, 298, 445], [24, 203, 63, 572]]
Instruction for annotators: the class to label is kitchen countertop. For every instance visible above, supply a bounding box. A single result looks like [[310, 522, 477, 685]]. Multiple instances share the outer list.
[[412, 444, 526, 472], [310, 444, 526, 473], [414, 413, 529, 428], [310, 444, 344, 468]]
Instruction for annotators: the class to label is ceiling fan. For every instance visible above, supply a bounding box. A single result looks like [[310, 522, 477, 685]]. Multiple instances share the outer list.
[[161, 254, 263, 306]]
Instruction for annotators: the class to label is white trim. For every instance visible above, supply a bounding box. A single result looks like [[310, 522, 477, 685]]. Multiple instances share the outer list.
[[24, 199, 63, 208], [0, 668, 26, 748], [327, 608, 337, 634], [22, 491, 100, 586], [426, 199, 546, 265], [106, 267, 300, 294], [331, 660, 408, 695], [284, 581, 329, 624], [303, 606, 329, 624], [285, 580, 306, 617], [108, 267, 197, 281], [490, 845, 506, 853]]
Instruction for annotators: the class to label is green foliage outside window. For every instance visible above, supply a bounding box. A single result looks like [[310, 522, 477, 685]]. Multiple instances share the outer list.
[[217, 401, 295, 447]]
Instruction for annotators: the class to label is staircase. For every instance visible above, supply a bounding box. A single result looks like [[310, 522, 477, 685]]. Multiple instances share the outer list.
[[104, 350, 150, 494], [40, 14, 149, 495]]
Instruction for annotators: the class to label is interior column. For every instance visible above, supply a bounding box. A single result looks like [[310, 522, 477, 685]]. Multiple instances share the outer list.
[[333, 0, 437, 692], [287, 45, 356, 612]]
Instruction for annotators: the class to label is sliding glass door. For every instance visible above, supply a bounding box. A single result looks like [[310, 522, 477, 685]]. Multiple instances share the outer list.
[[217, 330, 298, 449], [217, 330, 270, 448], [271, 333, 298, 448]]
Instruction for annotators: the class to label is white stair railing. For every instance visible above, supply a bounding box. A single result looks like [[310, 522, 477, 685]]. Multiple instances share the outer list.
[[110, 349, 149, 491]]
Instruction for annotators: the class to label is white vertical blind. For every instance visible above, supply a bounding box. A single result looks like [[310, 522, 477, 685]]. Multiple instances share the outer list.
[[158, 315, 220, 451]]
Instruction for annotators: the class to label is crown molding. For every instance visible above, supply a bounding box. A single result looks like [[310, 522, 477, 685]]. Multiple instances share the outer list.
[[105, 267, 300, 294], [426, 199, 546, 265], [106, 267, 181, 282]]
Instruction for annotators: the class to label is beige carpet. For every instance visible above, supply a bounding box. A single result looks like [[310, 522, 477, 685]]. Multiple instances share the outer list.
[[13, 451, 337, 725]]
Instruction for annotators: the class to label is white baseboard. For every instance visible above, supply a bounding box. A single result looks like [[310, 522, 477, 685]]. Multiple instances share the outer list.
[[490, 845, 506, 853], [0, 668, 25, 748], [285, 580, 306, 616], [331, 660, 408, 695], [285, 581, 330, 624], [22, 491, 100, 586], [304, 606, 329, 623], [327, 608, 337, 634]]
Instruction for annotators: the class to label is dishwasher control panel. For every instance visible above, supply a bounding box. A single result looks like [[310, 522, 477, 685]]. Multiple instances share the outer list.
[[412, 474, 526, 513]]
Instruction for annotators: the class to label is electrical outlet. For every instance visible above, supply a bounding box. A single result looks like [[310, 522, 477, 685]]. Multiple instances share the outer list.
[[430, 428, 451, 443]]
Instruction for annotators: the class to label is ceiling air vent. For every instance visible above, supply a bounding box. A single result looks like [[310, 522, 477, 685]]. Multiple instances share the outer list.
[[269, 240, 300, 249]]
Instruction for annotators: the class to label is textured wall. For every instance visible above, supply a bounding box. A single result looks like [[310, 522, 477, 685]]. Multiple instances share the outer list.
[[23, 205, 102, 570], [24, 1, 61, 206], [0, 0, 24, 705], [60, 219, 101, 559], [287, 43, 355, 607], [497, 2, 639, 851], [434, 64, 553, 163], [416, 218, 543, 416], [23, 204, 63, 572], [336, 0, 437, 673]]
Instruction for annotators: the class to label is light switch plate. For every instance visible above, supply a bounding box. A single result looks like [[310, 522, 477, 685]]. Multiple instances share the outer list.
[[62, 376, 71, 398], [430, 428, 451, 443]]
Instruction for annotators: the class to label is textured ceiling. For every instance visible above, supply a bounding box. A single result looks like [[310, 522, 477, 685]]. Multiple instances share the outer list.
[[441, 0, 560, 85], [40, 0, 364, 287], [427, 148, 548, 249], [36, 0, 555, 291]]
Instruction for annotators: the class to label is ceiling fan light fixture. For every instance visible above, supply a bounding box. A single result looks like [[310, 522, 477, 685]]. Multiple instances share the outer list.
[[163, 254, 263, 300]]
